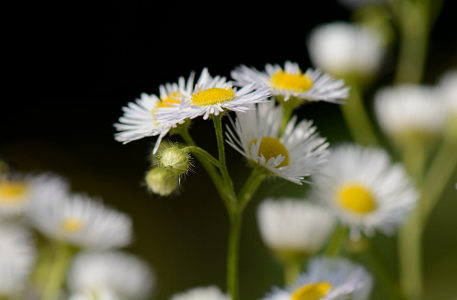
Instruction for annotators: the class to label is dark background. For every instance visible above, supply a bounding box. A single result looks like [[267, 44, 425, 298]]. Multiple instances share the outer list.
[[2, 1, 457, 299]]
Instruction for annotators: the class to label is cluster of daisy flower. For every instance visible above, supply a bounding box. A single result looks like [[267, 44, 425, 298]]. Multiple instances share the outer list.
[[110, 1, 456, 299], [0, 169, 154, 300]]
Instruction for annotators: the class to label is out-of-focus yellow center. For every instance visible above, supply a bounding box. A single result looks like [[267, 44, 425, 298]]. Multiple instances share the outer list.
[[291, 282, 332, 300], [270, 71, 313, 93], [160, 91, 183, 106], [61, 218, 83, 233], [337, 183, 377, 214], [191, 87, 235, 106], [0, 181, 28, 203], [251, 137, 289, 168]]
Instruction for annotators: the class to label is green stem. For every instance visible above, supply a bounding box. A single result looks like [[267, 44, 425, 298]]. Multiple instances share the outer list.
[[227, 213, 242, 300], [212, 115, 237, 207], [340, 82, 380, 146], [324, 225, 348, 257], [398, 142, 428, 300], [182, 146, 221, 169], [284, 260, 301, 286], [237, 168, 265, 212], [393, 0, 431, 84], [178, 128, 233, 215], [420, 138, 457, 224], [42, 242, 74, 300]]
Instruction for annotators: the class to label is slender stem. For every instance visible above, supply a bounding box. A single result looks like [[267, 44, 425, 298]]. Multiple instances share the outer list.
[[227, 213, 242, 300], [399, 210, 423, 300], [42, 242, 74, 300], [179, 128, 234, 215], [280, 103, 295, 137], [340, 82, 380, 146], [182, 146, 221, 169], [393, 0, 431, 84], [237, 168, 265, 212], [212, 115, 237, 207], [284, 260, 301, 286], [420, 138, 457, 224], [398, 142, 428, 300], [324, 225, 348, 257]]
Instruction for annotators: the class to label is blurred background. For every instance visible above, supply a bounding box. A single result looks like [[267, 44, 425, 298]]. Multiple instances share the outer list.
[[2, 1, 457, 299]]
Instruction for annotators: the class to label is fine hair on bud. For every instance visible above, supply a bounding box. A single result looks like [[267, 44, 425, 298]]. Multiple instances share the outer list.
[[157, 145, 191, 176]]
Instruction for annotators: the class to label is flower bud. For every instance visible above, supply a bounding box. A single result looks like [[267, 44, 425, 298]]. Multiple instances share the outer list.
[[158, 146, 190, 175], [145, 168, 178, 196]]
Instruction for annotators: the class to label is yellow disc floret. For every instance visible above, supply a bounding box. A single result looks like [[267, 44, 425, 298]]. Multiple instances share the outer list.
[[251, 137, 290, 168], [270, 71, 313, 93], [61, 217, 84, 233], [291, 282, 332, 300], [191, 87, 236, 106], [0, 181, 28, 204], [337, 183, 377, 214]]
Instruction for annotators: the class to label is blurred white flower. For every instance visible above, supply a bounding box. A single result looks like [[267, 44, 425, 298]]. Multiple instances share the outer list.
[[308, 22, 384, 78], [170, 286, 230, 300], [0, 172, 68, 218], [257, 198, 336, 258], [28, 191, 132, 250], [69, 288, 120, 300], [437, 70, 457, 138], [261, 256, 373, 300], [311, 144, 417, 239], [231, 61, 348, 103], [0, 224, 36, 297], [68, 251, 154, 300], [226, 102, 329, 184], [374, 84, 445, 146]]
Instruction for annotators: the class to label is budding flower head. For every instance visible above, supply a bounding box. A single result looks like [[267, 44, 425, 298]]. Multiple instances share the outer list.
[[157, 146, 190, 176], [145, 167, 179, 196]]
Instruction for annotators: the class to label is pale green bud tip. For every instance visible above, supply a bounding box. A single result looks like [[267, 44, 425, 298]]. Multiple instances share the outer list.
[[159, 147, 190, 175], [145, 168, 178, 196]]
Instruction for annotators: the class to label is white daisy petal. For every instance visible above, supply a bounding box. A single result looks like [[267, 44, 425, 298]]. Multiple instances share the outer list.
[[231, 61, 348, 103], [68, 251, 153, 300], [114, 73, 195, 153], [257, 198, 336, 256], [226, 101, 329, 184], [374, 85, 445, 139], [170, 286, 229, 300], [0, 224, 36, 296], [262, 256, 373, 300], [28, 190, 132, 250], [310, 144, 418, 238], [156, 68, 271, 123]]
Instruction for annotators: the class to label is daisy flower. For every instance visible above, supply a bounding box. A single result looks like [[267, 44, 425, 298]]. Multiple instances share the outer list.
[[308, 22, 384, 78], [310, 144, 417, 239], [230, 61, 348, 103], [257, 198, 336, 259], [226, 101, 329, 184], [0, 172, 69, 218], [262, 256, 373, 300], [67, 251, 154, 300], [114, 72, 195, 153], [0, 224, 36, 297], [155, 68, 271, 122], [69, 289, 120, 300], [374, 84, 445, 146], [27, 191, 132, 250], [170, 286, 230, 300]]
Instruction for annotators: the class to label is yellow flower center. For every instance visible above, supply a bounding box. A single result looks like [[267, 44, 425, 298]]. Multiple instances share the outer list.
[[0, 181, 28, 204], [291, 282, 332, 300], [337, 183, 377, 214], [270, 71, 313, 93], [160, 91, 183, 106], [251, 137, 289, 168], [191, 87, 236, 106], [61, 218, 84, 233]]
